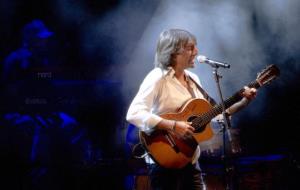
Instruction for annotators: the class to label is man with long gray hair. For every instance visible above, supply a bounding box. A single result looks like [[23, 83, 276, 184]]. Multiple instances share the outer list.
[[126, 28, 257, 190]]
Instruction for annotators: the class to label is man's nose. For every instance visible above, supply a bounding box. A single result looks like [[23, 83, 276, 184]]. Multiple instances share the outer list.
[[193, 46, 198, 55]]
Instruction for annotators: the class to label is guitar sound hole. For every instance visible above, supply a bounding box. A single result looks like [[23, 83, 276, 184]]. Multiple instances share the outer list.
[[195, 124, 206, 133], [187, 116, 197, 122], [188, 116, 206, 133]]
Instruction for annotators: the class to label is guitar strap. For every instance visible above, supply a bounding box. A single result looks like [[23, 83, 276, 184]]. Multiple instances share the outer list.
[[186, 77, 197, 99], [188, 76, 217, 106]]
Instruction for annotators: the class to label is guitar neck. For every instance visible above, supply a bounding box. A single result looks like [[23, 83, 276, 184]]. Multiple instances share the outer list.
[[193, 80, 261, 128]]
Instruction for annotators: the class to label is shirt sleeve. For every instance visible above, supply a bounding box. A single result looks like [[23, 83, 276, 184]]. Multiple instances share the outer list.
[[126, 68, 164, 132]]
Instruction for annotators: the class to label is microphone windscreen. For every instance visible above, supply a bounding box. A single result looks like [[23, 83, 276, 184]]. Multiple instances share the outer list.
[[196, 55, 207, 63]]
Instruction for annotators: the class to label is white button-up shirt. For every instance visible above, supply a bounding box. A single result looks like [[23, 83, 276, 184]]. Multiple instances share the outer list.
[[126, 67, 208, 163]]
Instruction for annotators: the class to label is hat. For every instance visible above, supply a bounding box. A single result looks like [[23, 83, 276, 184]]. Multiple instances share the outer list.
[[22, 19, 54, 42]]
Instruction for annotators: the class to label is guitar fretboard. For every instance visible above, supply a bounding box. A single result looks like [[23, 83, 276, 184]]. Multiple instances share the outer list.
[[192, 80, 261, 130]]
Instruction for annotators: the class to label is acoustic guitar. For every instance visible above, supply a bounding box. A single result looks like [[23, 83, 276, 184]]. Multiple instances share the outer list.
[[131, 64, 280, 169]]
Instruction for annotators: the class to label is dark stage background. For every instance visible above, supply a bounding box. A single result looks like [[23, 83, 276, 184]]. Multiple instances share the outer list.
[[0, 0, 299, 189]]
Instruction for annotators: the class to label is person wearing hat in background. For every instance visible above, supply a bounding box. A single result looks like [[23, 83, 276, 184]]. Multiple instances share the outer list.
[[1, 19, 67, 114], [3, 19, 57, 81], [1, 19, 91, 190]]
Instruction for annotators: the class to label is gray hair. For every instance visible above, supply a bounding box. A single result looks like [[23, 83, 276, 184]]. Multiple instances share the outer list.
[[154, 29, 196, 69]]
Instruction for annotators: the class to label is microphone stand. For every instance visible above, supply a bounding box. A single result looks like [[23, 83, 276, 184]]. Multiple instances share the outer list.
[[212, 66, 235, 190]]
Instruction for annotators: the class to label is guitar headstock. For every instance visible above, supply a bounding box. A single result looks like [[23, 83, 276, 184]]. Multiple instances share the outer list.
[[256, 64, 280, 86]]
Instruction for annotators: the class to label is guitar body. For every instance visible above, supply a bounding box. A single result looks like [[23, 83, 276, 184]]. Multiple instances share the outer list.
[[139, 98, 214, 169]]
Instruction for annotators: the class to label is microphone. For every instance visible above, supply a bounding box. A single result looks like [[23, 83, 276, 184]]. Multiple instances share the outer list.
[[196, 55, 230, 68]]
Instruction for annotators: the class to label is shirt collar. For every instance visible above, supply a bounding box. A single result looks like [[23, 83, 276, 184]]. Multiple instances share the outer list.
[[166, 67, 190, 81]]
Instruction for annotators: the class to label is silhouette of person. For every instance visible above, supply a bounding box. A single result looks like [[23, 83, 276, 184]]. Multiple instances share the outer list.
[[2, 19, 65, 111], [1, 19, 92, 190]]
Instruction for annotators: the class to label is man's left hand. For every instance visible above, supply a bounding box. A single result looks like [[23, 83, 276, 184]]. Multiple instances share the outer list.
[[243, 86, 257, 100]]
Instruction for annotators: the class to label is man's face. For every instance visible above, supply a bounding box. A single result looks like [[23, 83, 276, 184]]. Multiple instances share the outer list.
[[176, 41, 198, 69]]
